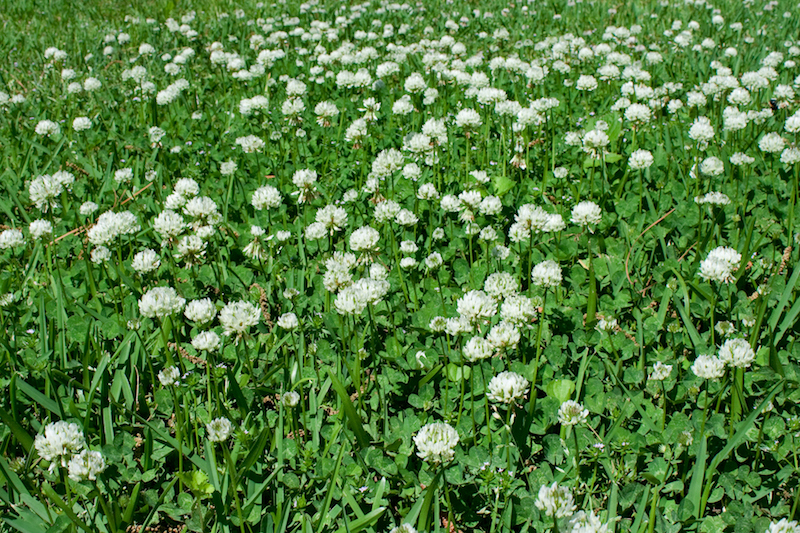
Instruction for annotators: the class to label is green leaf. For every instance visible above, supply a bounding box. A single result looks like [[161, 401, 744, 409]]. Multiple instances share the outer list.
[[546, 379, 575, 404], [328, 369, 370, 449]]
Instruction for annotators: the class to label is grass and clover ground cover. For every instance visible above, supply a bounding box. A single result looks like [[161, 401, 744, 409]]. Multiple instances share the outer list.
[[1, 0, 800, 531]]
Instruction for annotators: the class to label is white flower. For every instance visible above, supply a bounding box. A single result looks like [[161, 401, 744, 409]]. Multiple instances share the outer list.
[[487, 372, 529, 404], [184, 298, 216, 324], [29, 219, 53, 240], [624, 103, 651, 124], [571, 201, 602, 226], [206, 417, 233, 442], [629, 149, 654, 170], [400, 257, 418, 269], [29, 174, 64, 212], [695, 192, 731, 206], [34, 421, 85, 470], [139, 287, 186, 319], [72, 117, 92, 131], [350, 226, 380, 252], [91, 246, 111, 263], [219, 301, 261, 337], [700, 157, 724, 176], [131, 249, 161, 274], [281, 391, 300, 407], [413, 422, 459, 464], [80, 202, 98, 216], [0, 229, 25, 250], [649, 361, 673, 381], [35, 119, 61, 137], [67, 450, 106, 481], [688, 116, 715, 143], [456, 290, 497, 323], [698, 246, 741, 284], [766, 519, 800, 533], [718, 338, 756, 368], [759, 133, 786, 153], [252, 185, 282, 210], [691, 354, 725, 380], [534, 482, 576, 518], [487, 321, 521, 351], [455, 108, 482, 129], [558, 400, 588, 426], [569, 510, 611, 533], [531, 260, 562, 288], [277, 312, 299, 330], [153, 210, 185, 240], [158, 366, 181, 386], [220, 161, 238, 175], [316, 205, 348, 232], [192, 331, 220, 352], [388, 524, 418, 533], [462, 336, 494, 362]]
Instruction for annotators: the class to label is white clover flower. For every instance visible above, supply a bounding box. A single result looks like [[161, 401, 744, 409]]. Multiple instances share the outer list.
[[649, 361, 673, 381], [80, 202, 98, 216], [759, 132, 786, 153], [455, 108, 482, 129], [316, 204, 348, 233], [158, 366, 181, 386], [625, 103, 651, 124], [277, 312, 299, 330], [700, 156, 724, 176], [67, 449, 106, 482], [84, 77, 102, 91], [483, 273, 518, 300], [72, 117, 92, 131], [206, 417, 233, 442], [730, 153, 755, 166], [34, 421, 85, 470], [87, 210, 140, 245], [192, 331, 220, 352], [766, 519, 800, 533], [691, 354, 725, 380], [487, 321, 521, 351], [571, 201, 602, 226], [349, 226, 380, 252], [688, 116, 714, 143], [400, 257, 417, 270], [698, 246, 741, 284], [281, 391, 300, 407], [29, 174, 64, 212], [91, 246, 111, 264], [220, 161, 238, 175], [235, 135, 265, 153], [388, 524, 418, 533], [456, 290, 497, 323], [629, 149, 654, 170], [558, 400, 588, 426], [35, 119, 61, 137], [487, 372, 529, 404], [219, 301, 261, 337], [413, 422, 459, 464], [173, 178, 199, 198], [131, 248, 161, 274], [534, 482, 576, 518], [531, 260, 562, 288], [139, 287, 186, 319], [462, 336, 494, 362], [29, 219, 53, 240], [718, 338, 756, 368], [252, 185, 282, 210], [568, 510, 611, 533], [695, 192, 731, 206]]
